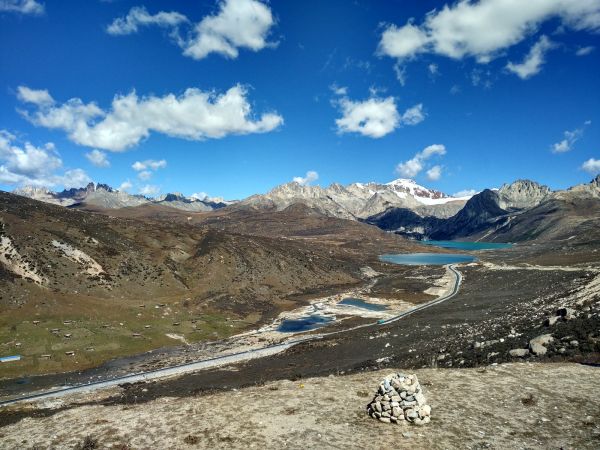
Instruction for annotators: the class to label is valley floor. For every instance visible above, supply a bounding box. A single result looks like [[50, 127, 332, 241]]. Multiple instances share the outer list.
[[0, 362, 598, 449]]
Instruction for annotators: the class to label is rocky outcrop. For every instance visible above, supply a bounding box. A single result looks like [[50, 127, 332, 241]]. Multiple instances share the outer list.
[[367, 373, 431, 426], [497, 179, 551, 210]]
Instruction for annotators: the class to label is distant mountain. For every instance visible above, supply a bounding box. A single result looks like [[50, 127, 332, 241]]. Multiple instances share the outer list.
[[365, 178, 600, 242], [240, 178, 471, 219], [13, 183, 232, 212]]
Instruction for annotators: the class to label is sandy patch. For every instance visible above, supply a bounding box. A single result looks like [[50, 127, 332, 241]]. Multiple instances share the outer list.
[[51, 240, 105, 277], [0, 235, 44, 284]]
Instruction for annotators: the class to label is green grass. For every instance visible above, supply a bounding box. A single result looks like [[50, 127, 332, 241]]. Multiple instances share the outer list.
[[0, 302, 259, 379]]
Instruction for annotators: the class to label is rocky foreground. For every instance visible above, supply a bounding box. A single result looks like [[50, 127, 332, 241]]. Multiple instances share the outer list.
[[0, 363, 598, 449]]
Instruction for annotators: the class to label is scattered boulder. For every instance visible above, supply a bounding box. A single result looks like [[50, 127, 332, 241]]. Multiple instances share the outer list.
[[544, 316, 560, 327], [529, 334, 554, 356], [367, 373, 431, 426], [557, 307, 577, 320], [509, 348, 529, 358]]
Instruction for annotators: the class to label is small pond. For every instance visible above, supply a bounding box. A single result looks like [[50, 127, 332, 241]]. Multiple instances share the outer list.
[[339, 298, 389, 311], [277, 314, 335, 333], [379, 253, 476, 265], [421, 240, 513, 250]]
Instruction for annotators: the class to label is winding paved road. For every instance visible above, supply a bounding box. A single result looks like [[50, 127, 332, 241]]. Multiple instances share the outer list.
[[0, 264, 462, 407]]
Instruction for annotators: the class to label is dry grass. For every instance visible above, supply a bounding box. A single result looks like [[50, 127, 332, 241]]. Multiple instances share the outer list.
[[1, 362, 599, 449]]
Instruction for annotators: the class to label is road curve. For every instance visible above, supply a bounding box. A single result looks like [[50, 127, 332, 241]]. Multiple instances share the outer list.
[[0, 264, 462, 407]]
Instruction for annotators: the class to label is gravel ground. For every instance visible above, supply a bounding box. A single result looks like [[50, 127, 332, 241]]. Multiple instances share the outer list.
[[0, 362, 598, 449]]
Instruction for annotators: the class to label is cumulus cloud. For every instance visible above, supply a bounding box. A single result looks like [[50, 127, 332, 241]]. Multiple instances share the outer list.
[[0, 0, 44, 15], [0, 130, 90, 188], [552, 120, 590, 153], [191, 192, 208, 200], [506, 35, 555, 79], [576, 45, 595, 56], [335, 96, 399, 138], [106, 6, 188, 36], [132, 159, 167, 171], [132, 159, 166, 180], [107, 0, 276, 61], [378, 0, 600, 71], [581, 158, 600, 174], [118, 180, 133, 192], [184, 0, 275, 60], [17, 85, 283, 151], [333, 90, 425, 138], [426, 165, 442, 181], [85, 149, 110, 168], [396, 144, 446, 179], [139, 184, 160, 196], [17, 86, 53, 106], [293, 170, 319, 186]]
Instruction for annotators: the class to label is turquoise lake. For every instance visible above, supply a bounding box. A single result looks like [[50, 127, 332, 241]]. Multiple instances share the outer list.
[[278, 314, 334, 332], [421, 240, 513, 250], [339, 298, 389, 311], [379, 253, 476, 265]]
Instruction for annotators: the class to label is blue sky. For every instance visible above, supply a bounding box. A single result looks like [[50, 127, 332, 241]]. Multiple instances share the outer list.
[[1, 0, 599, 200]]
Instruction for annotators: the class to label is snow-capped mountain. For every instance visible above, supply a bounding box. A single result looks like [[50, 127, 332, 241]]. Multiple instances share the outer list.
[[240, 178, 472, 219], [13, 183, 231, 212]]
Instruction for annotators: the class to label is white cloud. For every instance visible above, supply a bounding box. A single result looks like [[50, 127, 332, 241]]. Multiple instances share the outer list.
[[191, 192, 208, 200], [506, 35, 554, 79], [426, 165, 442, 181], [393, 63, 407, 86], [85, 149, 110, 168], [335, 96, 399, 138], [0, 130, 90, 188], [0, 0, 44, 15], [61, 169, 91, 189], [132, 159, 167, 171], [139, 184, 160, 196], [378, 22, 429, 59], [378, 0, 600, 69], [330, 84, 348, 96], [334, 92, 424, 139], [581, 158, 600, 174], [132, 159, 166, 180], [453, 189, 478, 198], [17, 86, 54, 106], [552, 121, 590, 153], [107, 0, 276, 61], [400, 103, 426, 125], [106, 6, 188, 36], [18, 85, 283, 151], [293, 170, 319, 186], [396, 144, 446, 179], [183, 0, 275, 60], [137, 170, 152, 181], [576, 45, 595, 56], [428, 63, 439, 76], [118, 180, 133, 192]]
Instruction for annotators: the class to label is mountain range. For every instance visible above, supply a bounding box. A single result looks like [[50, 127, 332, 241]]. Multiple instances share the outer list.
[[13, 178, 471, 219], [10, 175, 600, 244], [12, 183, 230, 212]]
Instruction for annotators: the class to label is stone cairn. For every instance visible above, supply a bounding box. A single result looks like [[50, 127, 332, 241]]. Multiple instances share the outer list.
[[367, 373, 431, 426]]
